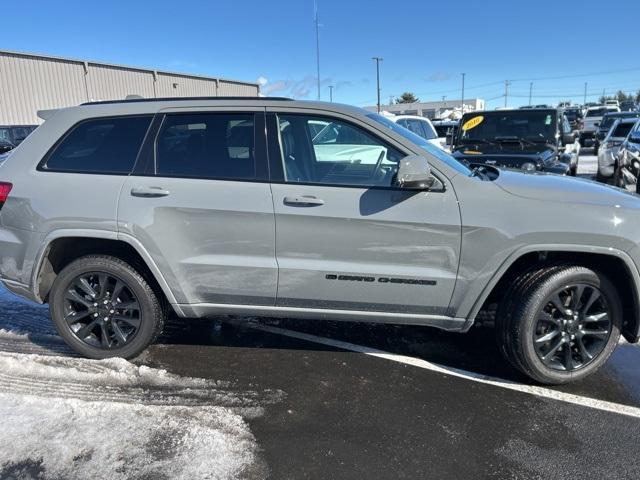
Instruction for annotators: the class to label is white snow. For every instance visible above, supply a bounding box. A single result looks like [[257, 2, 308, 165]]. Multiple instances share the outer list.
[[0, 285, 274, 479]]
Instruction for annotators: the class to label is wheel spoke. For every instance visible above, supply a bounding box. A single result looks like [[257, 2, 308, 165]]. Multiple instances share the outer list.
[[65, 309, 92, 325], [111, 322, 128, 345], [77, 278, 97, 298], [113, 315, 141, 329], [75, 320, 99, 339], [576, 336, 593, 362], [569, 285, 585, 310], [581, 329, 609, 338], [535, 330, 559, 344], [99, 324, 111, 348], [542, 338, 565, 364], [581, 288, 600, 314], [115, 300, 139, 311], [539, 311, 562, 328], [111, 281, 125, 304], [98, 274, 109, 299], [65, 290, 93, 309], [550, 293, 570, 316], [562, 343, 573, 370], [584, 312, 608, 323]]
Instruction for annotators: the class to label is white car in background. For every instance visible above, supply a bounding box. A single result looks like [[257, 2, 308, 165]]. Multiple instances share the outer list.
[[385, 115, 444, 150], [597, 117, 639, 181]]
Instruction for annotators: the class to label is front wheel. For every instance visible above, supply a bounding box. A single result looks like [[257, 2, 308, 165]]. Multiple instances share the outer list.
[[496, 265, 621, 384], [49, 255, 166, 359]]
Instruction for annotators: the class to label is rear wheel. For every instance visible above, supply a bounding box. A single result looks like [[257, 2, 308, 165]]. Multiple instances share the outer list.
[[49, 255, 165, 359], [496, 265, 621, 384]]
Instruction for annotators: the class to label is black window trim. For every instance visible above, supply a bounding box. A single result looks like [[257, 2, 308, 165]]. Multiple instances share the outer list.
[[135, 111, 270, 183], [37, 114, 154, 176], [266, 112, 446, 192]]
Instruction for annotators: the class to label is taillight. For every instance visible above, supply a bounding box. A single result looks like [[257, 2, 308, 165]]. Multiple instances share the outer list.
[[0, 182, 13, 209]]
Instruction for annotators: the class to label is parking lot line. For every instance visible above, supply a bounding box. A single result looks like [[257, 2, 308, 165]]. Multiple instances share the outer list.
[[247, 322, 640, 419]]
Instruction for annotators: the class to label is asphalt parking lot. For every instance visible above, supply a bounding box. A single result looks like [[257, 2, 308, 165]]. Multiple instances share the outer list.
[[3, 149, 640, 480]]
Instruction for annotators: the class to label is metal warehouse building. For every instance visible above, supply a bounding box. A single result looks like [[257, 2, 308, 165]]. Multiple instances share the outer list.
[[0, 50, 260, 124]]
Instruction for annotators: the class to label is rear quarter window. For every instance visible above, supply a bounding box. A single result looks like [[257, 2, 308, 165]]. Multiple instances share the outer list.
[[41, 116, 152, 174]]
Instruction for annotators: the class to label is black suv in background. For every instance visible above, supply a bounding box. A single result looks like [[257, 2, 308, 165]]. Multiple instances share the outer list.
[[594, 112, 640, 155], [452, 108, 579, 175]]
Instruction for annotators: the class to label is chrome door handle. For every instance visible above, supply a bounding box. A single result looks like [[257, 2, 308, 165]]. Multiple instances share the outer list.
[[130, 186, 170, 198], [283, 195, 325, 206]]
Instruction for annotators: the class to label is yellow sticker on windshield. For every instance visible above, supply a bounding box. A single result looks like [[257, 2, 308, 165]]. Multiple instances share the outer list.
[[462, 115, 484, 131], [463, 150, 483, 155]]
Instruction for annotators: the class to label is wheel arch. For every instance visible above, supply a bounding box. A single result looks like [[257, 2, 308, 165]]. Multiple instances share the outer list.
[[31, 230, 184, 316], [468, 245, 640, 343]]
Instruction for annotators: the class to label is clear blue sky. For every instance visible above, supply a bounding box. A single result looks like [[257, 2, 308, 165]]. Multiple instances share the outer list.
[[3, 0, 639, 108]]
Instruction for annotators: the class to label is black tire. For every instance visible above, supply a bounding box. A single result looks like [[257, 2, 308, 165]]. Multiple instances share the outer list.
[[49, 255, 165, 359], [496, 265, 621, 384], [613, 164, 625, 188], [593, 144, 599, 156]]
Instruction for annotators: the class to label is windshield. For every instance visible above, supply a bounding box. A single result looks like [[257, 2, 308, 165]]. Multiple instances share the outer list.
[[458, 110, 557, 143], [367, 113, 472, 176]]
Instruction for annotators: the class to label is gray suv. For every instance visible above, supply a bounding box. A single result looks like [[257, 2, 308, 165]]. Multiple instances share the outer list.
[[2, 97, 640, 385]]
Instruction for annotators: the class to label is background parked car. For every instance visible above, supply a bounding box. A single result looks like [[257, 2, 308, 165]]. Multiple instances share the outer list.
[[613, 120, 640, 191], [452, 108, 579, 175], [384, 115, 443, 150], [0, 125, 37, 148], [620, 100, 638, 112], [431, 119, 459, 151], [596, 117, 638, 182], [593, 111, 640, 154], [580, 105, 620, 147], [563, 106, 584, 130]]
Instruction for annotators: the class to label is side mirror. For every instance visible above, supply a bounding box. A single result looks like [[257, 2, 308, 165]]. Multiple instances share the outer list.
[[630, 132, 640, 143], [395, 155, 435, 190]]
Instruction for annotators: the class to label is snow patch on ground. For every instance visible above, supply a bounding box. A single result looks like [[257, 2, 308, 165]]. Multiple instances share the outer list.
[[0, 286, 276, 479], [0, 393, 261, 480]]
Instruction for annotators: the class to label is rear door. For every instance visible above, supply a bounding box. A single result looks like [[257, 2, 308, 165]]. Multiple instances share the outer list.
[[118, 108, 277, 306], [266, 109, 461, 316]]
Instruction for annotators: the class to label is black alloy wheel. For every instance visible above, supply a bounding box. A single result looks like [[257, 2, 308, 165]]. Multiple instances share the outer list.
[[63, 272, 142, 349], [533, 283, 611, 372]]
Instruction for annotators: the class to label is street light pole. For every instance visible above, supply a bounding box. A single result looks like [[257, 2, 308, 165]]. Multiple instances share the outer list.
[[583, 82, 587, 105], [528, 82, 533, 106], [461, 73, 465, 114], [329, 85, 333, 102], [314, 0, 321, 100], [504, 80, 510, 108], [372, 57, 383, 113]]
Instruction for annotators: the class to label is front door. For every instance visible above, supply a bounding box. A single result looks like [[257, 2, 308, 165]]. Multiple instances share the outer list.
[[267, 111, 461, 316]]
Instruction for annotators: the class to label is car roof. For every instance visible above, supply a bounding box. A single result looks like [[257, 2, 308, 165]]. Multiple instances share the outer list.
[[56, 97, 373, 120]]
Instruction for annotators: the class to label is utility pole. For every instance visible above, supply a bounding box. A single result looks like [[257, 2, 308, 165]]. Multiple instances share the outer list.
[[328, 85, 333, 102], [504, 80, 510, 108], [584, 82, 587, 105], [602, 88, 606, 101], [389, 95, 394, 106], [528, 82, 533, 106], [314, 0, 321, 100], [461, 73, 466, 114], [372, 57, 383, 113]]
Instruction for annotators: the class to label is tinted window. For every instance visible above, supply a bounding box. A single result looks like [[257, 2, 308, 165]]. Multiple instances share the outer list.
[[612, 122, 635, 138], [44, 116, 152, 173], [277, 114, 404, 187], [459, 111, 557, 142], [155, 113, 256, 179]]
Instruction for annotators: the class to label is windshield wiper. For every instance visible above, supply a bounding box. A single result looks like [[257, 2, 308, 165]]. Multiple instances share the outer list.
[[459, 138, 499, 147], [494, 136, 539, 147]]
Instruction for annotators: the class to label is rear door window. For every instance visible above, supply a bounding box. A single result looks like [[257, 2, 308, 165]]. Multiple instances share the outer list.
[[43, 116, 152, 174], [155, 113, 257, 180]]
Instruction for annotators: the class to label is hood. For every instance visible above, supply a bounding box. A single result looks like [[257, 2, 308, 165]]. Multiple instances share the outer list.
[[495, 169, 640, 207], [453, 144, 554, 169]]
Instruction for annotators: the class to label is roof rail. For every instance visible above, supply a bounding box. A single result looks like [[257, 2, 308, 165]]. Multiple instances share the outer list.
[[82, 96, 293, 106]]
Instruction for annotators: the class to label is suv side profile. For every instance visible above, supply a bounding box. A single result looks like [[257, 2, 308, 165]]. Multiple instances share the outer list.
[[2, 97, 640, 385]]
